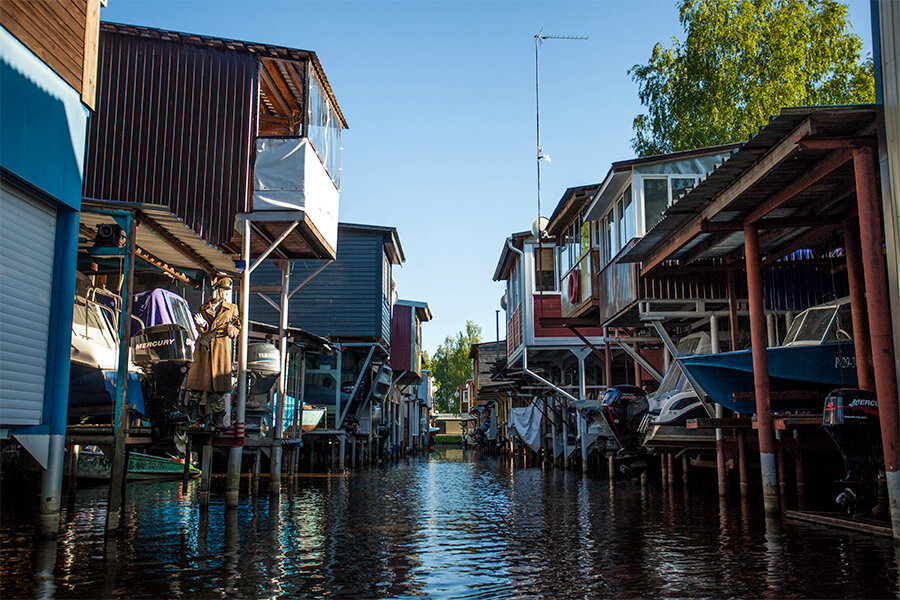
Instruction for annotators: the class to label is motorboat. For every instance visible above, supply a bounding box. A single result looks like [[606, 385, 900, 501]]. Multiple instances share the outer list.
[[76, 446, 200, 480], [680, 298, 857, 414], [640, 332, 717, 450], [69, 288, 145, 422]]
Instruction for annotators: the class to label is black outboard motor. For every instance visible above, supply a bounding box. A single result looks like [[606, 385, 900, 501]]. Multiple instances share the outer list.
[[600, 385, 650, 453], [247, 343, 280, 395], [822, 388, 883, 515], [131, 323, 194, 443]]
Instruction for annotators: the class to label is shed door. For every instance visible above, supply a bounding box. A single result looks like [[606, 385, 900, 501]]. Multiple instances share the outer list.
[[0, 180, 57, 425]]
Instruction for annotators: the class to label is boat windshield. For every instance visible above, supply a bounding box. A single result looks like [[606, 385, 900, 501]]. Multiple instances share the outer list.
[[171, 298, 196, 339], [783, 306, 837, 345], [72, 297, 117, 350], [825, 305, 854, 342], [657, 335, 704, 395]]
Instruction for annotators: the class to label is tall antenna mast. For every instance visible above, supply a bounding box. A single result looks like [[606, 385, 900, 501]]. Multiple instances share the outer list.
[[535, 31, 588, 223], [534, 30, 587, 317]]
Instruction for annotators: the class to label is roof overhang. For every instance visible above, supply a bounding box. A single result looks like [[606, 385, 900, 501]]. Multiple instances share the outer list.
[[492, 231, 529, 281], [397, 299, 432, 322], [340, 222, 405, 264], [546, 183, 602, 237], [79, 199, 237, 281], [620, 106, 878, 273]]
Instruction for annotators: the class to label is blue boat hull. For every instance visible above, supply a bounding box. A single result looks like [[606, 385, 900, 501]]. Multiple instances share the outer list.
[[680, 343, 857, 414]]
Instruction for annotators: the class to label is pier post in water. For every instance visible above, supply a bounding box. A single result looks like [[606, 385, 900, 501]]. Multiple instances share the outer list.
[[793, 430, 806, 510], [737, 428, 749, 497], [743, 222, 779, 514], [199, 443, 212, 506], [853, 146, 900, 540], [270, 260, 291, 495], [711, 314, 727, 497]]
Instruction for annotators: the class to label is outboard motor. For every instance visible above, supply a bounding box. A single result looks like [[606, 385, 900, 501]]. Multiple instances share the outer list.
[[822, 388, 883, 515], [131, 323, 194, 443], [600, 385, 650, 453], [247, 342, 280, 395]]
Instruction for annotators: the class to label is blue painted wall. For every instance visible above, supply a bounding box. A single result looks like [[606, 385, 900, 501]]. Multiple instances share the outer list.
[[250, 225, 393, 344], [1, 27, 88, 435]]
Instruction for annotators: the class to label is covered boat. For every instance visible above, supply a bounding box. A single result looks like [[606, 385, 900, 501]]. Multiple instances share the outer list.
[[680, 298, 857, 413]]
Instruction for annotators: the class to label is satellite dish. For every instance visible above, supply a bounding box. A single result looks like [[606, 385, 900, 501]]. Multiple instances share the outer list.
[[531, 216, 549, 239], [500, 293, 508, 311]]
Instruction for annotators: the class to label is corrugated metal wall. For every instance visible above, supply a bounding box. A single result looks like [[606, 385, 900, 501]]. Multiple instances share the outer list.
[[249, 227, 387, 340], [83, 29, 256, 246]]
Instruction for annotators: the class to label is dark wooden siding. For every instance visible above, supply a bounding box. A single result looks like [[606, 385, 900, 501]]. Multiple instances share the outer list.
[[1, 0, 87, 94], [249, 227, 386, 340], [83, 26, 256, 246], [389, 304, 412, 371]]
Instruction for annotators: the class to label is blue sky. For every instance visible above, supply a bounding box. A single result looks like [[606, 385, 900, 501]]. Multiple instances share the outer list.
[[102, 0, 874, 354]]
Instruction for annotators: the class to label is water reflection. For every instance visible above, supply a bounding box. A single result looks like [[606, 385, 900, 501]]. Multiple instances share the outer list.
[[1, 454, 898, 599]]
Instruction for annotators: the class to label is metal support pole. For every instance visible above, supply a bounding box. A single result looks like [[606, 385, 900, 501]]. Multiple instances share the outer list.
[[199, 443, 212, 506], [226, 219, 252, 508], [271, 261, 291, 494], [578, 352, 589, 473], [106, 214, 135, 531], [712, 314, 727, 496], [633, 343, 642, 387], [561, 405, 569, 470], [339, 434, 346, 469], [251, 449, 261, 495], [853, 147, 900, 539], [766, 312, 776, 347], [743, 222, 779, 514], [682, 454, 689, 485], [843, 218, 875, 391]]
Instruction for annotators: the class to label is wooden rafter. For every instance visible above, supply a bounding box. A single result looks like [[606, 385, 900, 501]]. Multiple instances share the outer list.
[[262, 59, 300, 113], [259, 68, 291, 116]]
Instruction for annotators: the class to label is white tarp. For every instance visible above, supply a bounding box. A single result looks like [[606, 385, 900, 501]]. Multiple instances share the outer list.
[[509, 402, 543, 453], [253, 138, 339, 252]]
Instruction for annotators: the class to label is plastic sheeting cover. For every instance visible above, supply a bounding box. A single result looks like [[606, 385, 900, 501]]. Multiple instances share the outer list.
[[509, 402, 543, 453]]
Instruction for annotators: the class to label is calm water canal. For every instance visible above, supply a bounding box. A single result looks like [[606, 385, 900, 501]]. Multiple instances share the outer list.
[[3, 449, 899, 599]]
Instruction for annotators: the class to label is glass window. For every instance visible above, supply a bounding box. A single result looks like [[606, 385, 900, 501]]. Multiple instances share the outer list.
[[622, 186, 634, 245], [826, 305, 854, 342], [644, 177, 669, 232], [603, 212, 614, 264], [308, 70, 342, 188], [671, 177, 697, 203], [534, 247, 556, 292]]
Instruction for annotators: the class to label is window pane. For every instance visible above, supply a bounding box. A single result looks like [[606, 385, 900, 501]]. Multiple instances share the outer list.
[[671, 177, 697, 203], [534, 247, 556, 291], [622, 186, 634, 243], [643, 178, 668, 232]]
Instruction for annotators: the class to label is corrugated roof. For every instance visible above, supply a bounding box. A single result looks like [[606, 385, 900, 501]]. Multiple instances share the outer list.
[[100, 21, 348, 129], [621, 105, 878, 267]]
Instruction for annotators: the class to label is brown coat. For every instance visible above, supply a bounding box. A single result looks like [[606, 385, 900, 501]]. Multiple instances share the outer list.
[[184, 300, 240, 393]]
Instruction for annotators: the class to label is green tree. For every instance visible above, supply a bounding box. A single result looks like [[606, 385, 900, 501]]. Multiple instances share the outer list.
[[630, 0, 874, 157], [430, 321, 482, 413]]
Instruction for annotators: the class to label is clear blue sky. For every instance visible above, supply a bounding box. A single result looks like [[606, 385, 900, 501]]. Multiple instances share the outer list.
[[102, 0, 874, 355]]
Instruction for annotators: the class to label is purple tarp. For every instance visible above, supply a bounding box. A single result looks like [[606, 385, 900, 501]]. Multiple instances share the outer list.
[[131, 289, 198, 338]]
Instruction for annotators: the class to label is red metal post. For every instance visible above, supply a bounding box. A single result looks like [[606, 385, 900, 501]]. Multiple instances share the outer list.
[[743, 222, 779, 513], [853, 147, 900, 539], [633, 342, 642, 387], [843, 218, 874, 391]]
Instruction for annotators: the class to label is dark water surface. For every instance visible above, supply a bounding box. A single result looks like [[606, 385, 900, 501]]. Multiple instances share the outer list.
[[2, 449, 899, 599]]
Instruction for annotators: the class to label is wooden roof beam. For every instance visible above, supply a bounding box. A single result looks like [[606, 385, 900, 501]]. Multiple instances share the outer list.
[[259, 68, 292, 116], [701, 215, 845, 233], [799, 136, 877, 151], [744, 148, 853, 224], [262, 59, 300, 112], [640, 118, 815, 276]]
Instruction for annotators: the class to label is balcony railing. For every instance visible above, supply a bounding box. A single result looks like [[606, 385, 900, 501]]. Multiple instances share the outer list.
[[560, 250, 599, 318], [596, 239, 640, 325]]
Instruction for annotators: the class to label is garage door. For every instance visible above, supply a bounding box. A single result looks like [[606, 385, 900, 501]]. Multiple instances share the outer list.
[[0, 180, 57, 425]]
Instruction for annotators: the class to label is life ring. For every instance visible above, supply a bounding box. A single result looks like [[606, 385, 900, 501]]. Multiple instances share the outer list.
[[567, 270, 580, 304]]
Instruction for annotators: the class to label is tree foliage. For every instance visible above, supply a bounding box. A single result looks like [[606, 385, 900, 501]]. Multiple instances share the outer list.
[[630, 0, 874, 156], [430, 321, 482, 413]]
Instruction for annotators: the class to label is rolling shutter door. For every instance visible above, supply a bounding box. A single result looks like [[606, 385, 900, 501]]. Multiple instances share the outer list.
[[0, 180, 57, 425]]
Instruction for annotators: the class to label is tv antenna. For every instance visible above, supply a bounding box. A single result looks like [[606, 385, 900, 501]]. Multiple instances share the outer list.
[[535, 30, 588, 224]]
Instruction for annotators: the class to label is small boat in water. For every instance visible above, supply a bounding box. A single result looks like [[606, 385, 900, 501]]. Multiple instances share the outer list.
[[641, 332, 717, 450], [76, 447, 200, 480], [680, 298, 857, 414]]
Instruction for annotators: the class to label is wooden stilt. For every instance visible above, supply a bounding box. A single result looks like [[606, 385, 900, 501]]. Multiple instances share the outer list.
[[737, 428, 749, 497]]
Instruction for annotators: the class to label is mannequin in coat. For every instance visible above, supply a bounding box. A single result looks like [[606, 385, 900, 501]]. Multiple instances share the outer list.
[[185, 274, 240, 426]]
